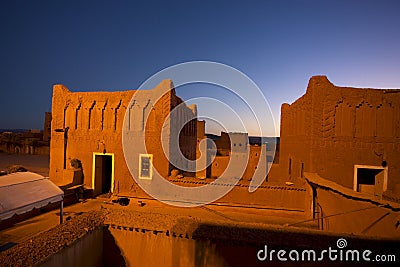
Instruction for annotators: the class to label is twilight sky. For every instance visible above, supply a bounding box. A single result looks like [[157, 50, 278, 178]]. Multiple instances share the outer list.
[[1, 0, 399, 136]]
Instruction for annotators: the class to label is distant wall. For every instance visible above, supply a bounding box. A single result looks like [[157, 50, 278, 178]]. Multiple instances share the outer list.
[[43, 112, 52, 142], [35, 146, 50, 155], [210, 145, 263, 180], [0, 143, 49, 155]]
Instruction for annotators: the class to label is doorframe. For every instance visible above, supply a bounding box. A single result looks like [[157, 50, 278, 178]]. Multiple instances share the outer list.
[[92, 152, 115, 193], [353, 164, 388, 193]]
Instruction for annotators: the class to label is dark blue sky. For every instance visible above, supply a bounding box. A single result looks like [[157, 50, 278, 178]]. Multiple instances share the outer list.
[[1, 0, 399, 135]]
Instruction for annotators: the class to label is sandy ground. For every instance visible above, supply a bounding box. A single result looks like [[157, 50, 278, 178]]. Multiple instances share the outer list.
[[0, 153, 49, 176]]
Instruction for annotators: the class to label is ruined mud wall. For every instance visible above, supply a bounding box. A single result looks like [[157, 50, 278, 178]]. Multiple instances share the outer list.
[[280, 76, 400, 190]]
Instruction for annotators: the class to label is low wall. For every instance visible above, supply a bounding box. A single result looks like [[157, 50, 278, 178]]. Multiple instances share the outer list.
[[106, 221, 400, 266], [40, 229, 103, 267], [107, 227, 229, 267], [168, 178, 312, 214]]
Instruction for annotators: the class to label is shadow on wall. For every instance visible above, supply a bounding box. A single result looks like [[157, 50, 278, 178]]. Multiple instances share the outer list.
[[103, 229, 126, 267], [40, 227, 126, 267], [59, 159, 84, 190], [59, 170, 84, 190]]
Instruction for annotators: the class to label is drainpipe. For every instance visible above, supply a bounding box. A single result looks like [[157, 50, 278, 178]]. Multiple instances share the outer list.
[[54, 127, 69, 169], [60, 199, 64, 224]]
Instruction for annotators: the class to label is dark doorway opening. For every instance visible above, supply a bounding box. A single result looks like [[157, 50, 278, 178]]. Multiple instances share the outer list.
[[356, 167, 385, 197], [94, 155, 113, 196]]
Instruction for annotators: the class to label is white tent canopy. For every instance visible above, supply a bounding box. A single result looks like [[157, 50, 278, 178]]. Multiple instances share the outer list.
[[0, 172, 64, 221]]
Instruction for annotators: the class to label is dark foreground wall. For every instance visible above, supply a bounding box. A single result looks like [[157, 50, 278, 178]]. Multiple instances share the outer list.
[[106, 222, 399, 267], [40, 229, 104, 267]]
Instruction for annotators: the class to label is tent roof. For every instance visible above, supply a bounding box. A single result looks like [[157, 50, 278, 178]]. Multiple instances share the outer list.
[[0, 172, 63, 221]]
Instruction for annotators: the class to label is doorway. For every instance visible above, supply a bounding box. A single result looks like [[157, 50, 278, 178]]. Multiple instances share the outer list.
[[92, 153, 114, 196], [353, 165, 387, 198]]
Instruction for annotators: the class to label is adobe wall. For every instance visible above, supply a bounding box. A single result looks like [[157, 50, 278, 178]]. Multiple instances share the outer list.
[[175, 100, 198, 174], [210, 156, 229, 178], [210, 145, 263, 180], [195, 120, 208, 178], [266, 163, 281, 182], [50, 80, 197, 196], [279, 94, 312, 182], [243, 145, 263, 181], [50, 84, 134, 192], [280, 76, 400, 191], [214, 132, 230, 156]]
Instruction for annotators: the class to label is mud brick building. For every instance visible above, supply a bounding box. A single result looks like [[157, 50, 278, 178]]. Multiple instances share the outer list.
[[50, 80, 197, 196], [279, 76, 400, 198]]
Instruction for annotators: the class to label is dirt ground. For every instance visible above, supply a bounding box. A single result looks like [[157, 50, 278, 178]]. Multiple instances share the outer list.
[[0, 153, 49, 176]]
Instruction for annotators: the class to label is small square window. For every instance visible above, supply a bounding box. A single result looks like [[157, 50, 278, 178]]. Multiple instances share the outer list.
[[139, 154, 153, 180]]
